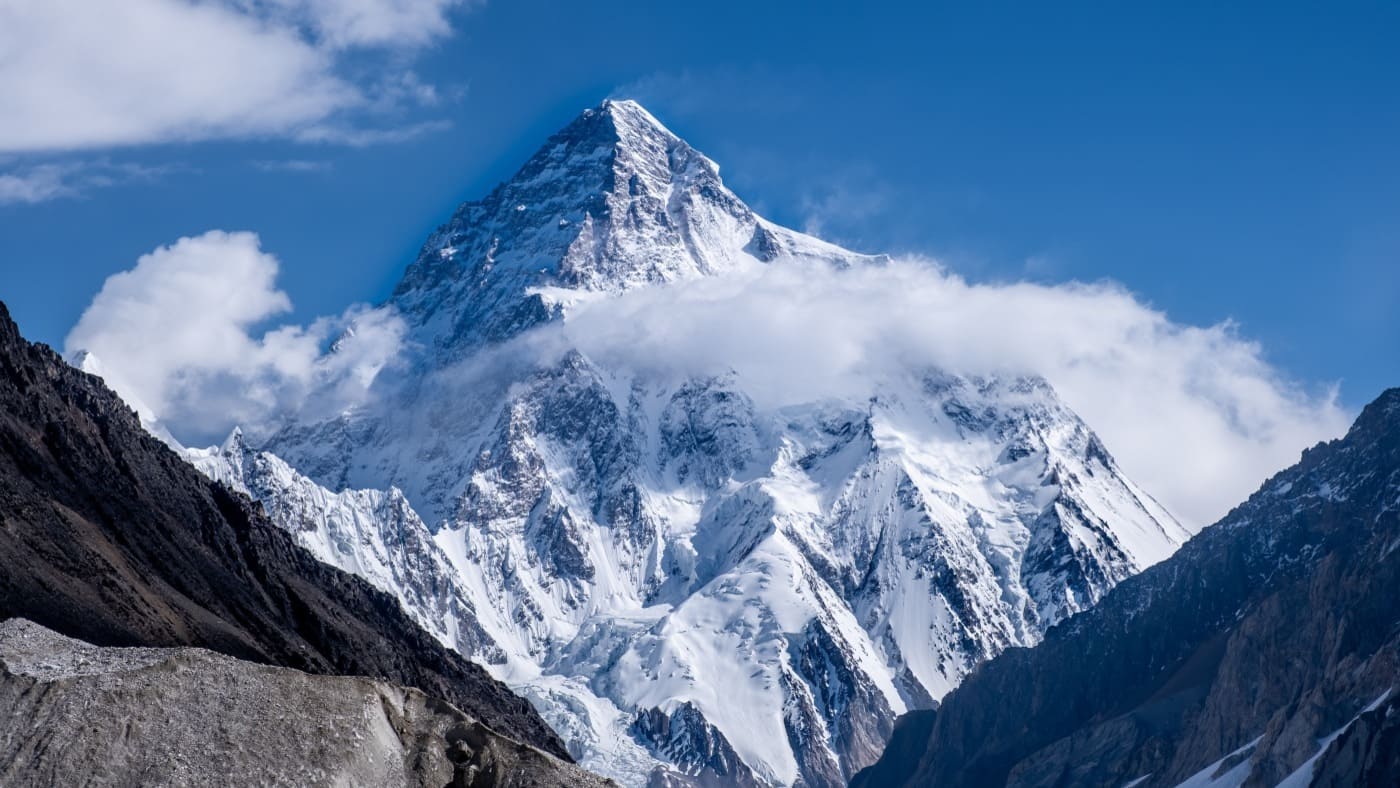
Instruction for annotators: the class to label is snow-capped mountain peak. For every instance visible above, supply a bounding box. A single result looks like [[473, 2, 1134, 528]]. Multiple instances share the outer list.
[[187, 100, 1190, 788], [390, 99, 868, 356]]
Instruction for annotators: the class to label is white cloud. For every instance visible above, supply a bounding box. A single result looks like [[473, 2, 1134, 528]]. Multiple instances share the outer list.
[[0, 160, 172, 204], [249, 0, 467, 49], [251, 158, 333, 173], [0, 0, 352, 153], [0, 164, 74, 204], [0, 0, 470, 155], [66, 237, 1349, 527], [797, 168, 893, 244], [294, 117, 453, 146], [540, 258, 1350, 528], [64, 230, 405, 444]]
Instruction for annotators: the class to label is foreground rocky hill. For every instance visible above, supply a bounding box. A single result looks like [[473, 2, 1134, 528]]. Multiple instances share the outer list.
[[853, 388, 1400, 787], [0, 619, 610, 788], [0, 300, 570, 764]]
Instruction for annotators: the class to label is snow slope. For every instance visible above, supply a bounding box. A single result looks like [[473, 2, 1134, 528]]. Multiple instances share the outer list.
[[187, 100, 1189, 787]]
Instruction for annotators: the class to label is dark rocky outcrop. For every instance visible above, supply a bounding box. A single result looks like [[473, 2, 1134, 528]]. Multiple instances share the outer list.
[[853, 388, 1400, 787], [0, 301, 570, 762], [631, 703, 761, 788], [0, 619, 611, 788]]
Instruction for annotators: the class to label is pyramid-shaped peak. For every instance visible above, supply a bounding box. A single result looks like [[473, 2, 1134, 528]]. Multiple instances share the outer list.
[[597, 98, 676, 136], [412, 98, 738, 270], [561, 98, 675, 140], [389, 98, 871, 352], [544, 97, 710, 176]]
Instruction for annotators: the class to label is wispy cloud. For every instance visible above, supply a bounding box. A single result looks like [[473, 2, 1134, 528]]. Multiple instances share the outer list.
[[612, 69, 980, 255], [0, 160, 173, 205], [796, 165, 894, 247], [0, 164, 75, 204], [248, 0, 474, 51], [612, 66, 806, 120], [251, 159, 334, 173], [294, 118, 454, 147]]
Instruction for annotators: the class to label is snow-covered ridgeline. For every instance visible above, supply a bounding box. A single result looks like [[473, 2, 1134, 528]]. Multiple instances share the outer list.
[[183, 99, 1189, 788]]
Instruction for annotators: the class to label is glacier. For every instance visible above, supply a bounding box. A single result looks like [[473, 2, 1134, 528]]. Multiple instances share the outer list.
[[182, 99, 1190, 787]]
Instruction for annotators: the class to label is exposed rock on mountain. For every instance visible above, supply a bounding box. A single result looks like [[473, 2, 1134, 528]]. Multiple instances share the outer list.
[[0, 619, 610, 788], [630, 703, 762, 788], [0, 300, 568, 761], [852, 388, 1400, 788], [180, 100, 1190, 787], [188, 427, 503, 664]]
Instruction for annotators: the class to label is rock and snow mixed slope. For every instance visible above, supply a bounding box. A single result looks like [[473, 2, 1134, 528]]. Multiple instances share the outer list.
[[852, 389, 1400, 788], [0, 301, 569, 760], [188, 428, 502, 664], [185, 100, 1190, 787]]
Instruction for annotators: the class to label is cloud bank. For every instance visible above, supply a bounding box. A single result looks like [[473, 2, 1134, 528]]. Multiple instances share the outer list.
[[67, 235, 1348, 527], [545, 258, 1349, 528], [0, 0, 468, 156], [64, 230, 405, 445]]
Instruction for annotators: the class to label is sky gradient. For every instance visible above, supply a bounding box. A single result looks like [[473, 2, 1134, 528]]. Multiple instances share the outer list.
[[1, 0, 1396, 410]]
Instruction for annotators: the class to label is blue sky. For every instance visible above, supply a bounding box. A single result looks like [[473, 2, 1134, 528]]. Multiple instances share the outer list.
[[1, 0, 1396, 410]]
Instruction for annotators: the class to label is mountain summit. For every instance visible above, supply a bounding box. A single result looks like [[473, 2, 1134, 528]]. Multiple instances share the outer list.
[[390, 99, 866, 354], [188, 100, 1190, 787]]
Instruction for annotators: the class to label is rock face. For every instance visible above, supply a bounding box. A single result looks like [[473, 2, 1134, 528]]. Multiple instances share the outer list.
[[177, 100, 1190, 787], [188, 427, 504, 665], [0, 619, 610, 788], [0, 300, 569, 762], [852, 388, 1400, 788]]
